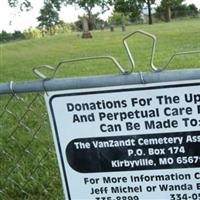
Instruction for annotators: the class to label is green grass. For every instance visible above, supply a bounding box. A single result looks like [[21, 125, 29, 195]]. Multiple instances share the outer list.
[[0, 19, 200, 199], [0, 18, 200, 82], [0, 93, 64, 199]]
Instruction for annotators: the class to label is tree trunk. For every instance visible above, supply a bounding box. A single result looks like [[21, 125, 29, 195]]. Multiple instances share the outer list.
[[165, 5, 171, 22], [147, 0, 153, 24], [82, 17, 92, 39], [87, 10, 93, 30]]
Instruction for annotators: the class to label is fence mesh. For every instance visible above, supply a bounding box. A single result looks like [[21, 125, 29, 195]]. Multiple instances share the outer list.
[[0, 92, 64, 200]]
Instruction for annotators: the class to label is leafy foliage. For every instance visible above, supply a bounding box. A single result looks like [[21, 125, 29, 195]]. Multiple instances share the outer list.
[[0, 30, 25, 43], [114, 0, 143, 21], [74, 14, 106, 31], [108, 12, 128, 25], [23, 28, 43, 39], [37, 1, 60, 35], [157, 0, 185, 21], [54, 20, 74, 33], [57, 0, 111, 30], [8, 0, 32, 11], [113, 0, 156, 24], [156, 1, 199, 21]]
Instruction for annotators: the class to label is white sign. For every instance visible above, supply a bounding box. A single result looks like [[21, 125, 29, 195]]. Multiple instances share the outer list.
[[45, 81, 200, 200]]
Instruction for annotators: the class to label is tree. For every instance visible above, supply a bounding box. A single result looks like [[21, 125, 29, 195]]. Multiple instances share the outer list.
[[37, 1, 60, 35], [113, 0, 142, 22], [108, 12, 127, 25], [8, 0, 110, 30], [8, 0, 32, 11], [157, 0, 185, 22], [49, 0, 111, 30], [113, 0, 155, 24], [66, 0, 109, 30], [170, 3, 198, 18], [145, 0, 155, 24], [187, 4, 199, 16]]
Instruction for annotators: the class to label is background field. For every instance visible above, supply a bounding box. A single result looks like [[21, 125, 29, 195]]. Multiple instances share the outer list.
[[1, 18, 200, 82], [0, 19, 200, 200]]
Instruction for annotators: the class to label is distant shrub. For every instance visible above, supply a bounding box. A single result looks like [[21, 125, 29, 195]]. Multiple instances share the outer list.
[[108, 12, 128, 25], [40, 21, 73, 36], [155, 3, 199, 21], [12, 31, 26, 40], [23, 28, 43, 39], [0, 31, 12, 42], [0, 30, 25, 43], [74, 15, 107, 31], [0, 22, 74, 43], [54, 21, 73, 33]]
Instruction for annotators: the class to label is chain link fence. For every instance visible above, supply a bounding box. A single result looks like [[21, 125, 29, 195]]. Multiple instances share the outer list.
[[3, 63, 200, 200], [1, 69, 200, 199], [0, 92, 64, 200]]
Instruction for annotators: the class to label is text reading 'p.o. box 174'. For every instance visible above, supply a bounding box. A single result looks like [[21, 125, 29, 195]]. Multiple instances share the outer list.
[[45, 80, 200, 200]]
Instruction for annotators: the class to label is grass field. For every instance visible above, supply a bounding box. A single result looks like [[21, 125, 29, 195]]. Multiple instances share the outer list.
[[0, 19, 200, 200], [0, 18, 200, 82]]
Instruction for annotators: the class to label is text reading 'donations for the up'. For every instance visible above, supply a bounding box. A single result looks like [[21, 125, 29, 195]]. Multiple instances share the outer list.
[[65, 94, 200, 133]]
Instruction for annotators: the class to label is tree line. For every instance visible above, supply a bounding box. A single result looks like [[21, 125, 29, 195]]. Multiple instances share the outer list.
[[0, 22, 74, 43], [8, 0, 199, 26], [2, 0, 199, 42]]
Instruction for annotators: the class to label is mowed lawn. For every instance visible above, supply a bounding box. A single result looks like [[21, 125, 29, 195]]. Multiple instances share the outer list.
[[0, 18, 200, 83], [0, 19, 200, 200]]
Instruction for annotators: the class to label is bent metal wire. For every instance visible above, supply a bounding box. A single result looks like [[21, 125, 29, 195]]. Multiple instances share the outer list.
[[33, 30, 200, 80]]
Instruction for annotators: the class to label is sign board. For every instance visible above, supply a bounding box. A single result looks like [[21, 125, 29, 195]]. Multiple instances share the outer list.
[[45, 81, 200, 200]]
